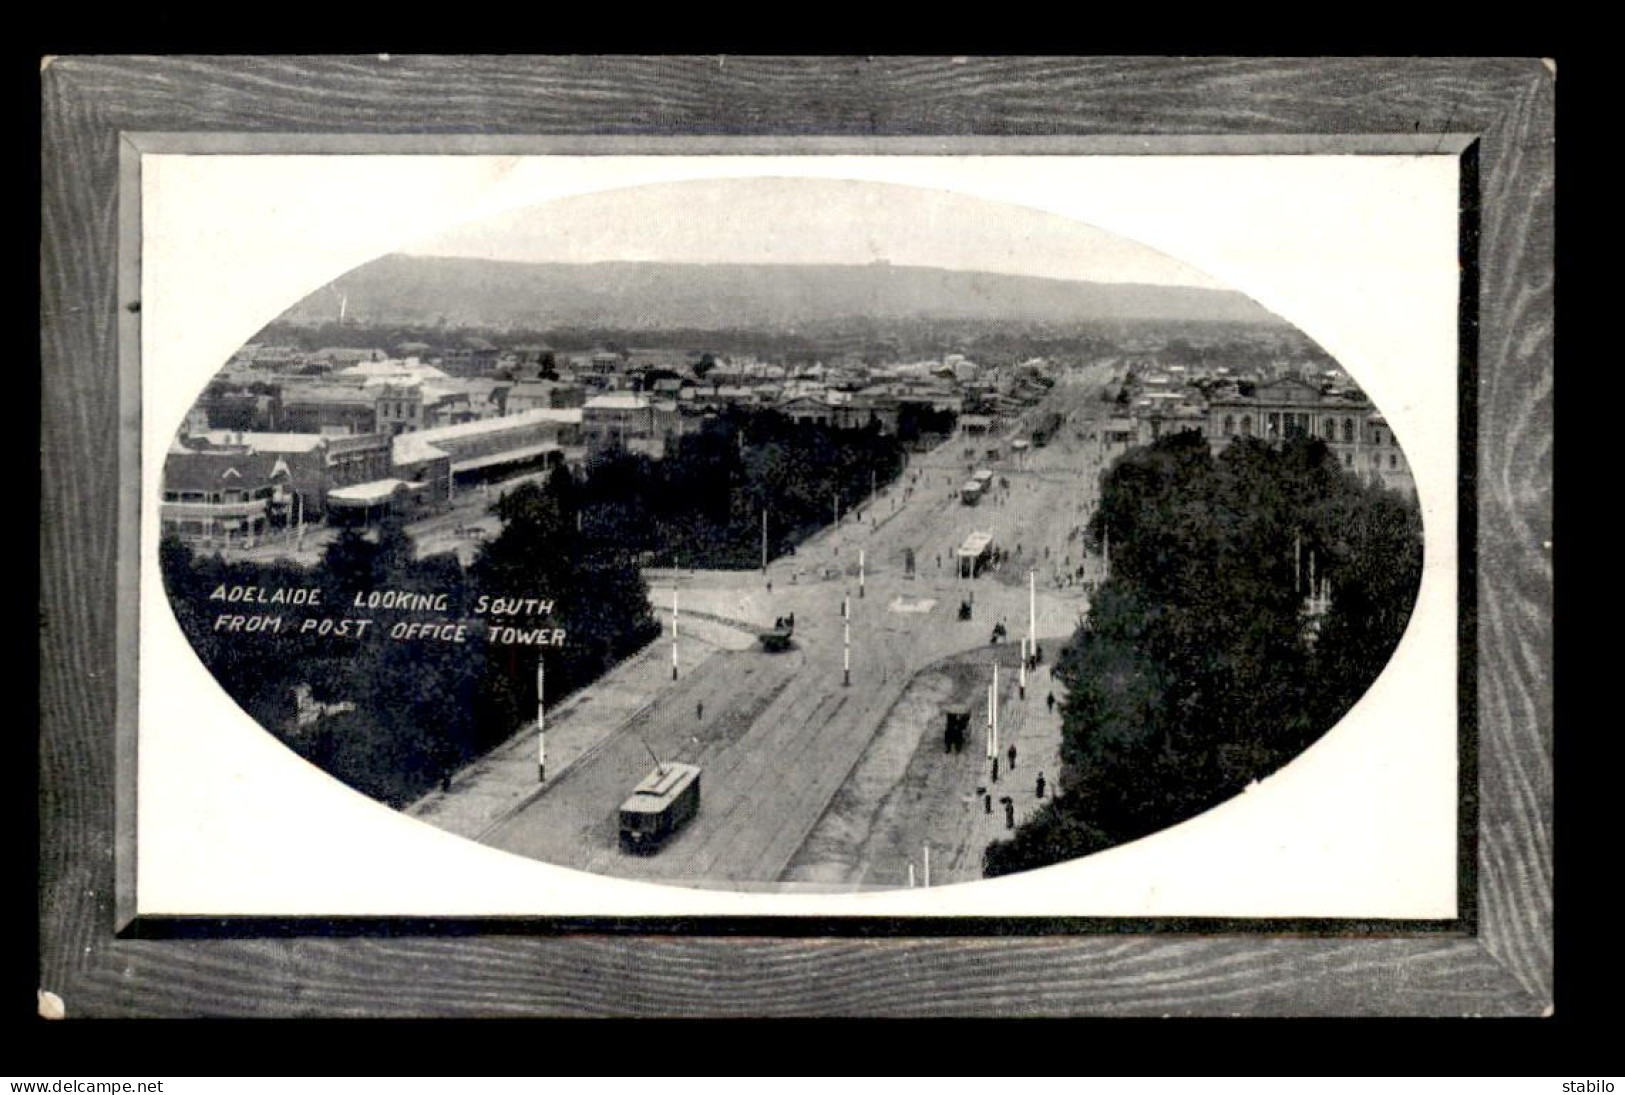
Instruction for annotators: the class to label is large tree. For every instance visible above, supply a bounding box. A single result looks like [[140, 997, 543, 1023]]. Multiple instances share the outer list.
[[985, 432, 1422, 877]]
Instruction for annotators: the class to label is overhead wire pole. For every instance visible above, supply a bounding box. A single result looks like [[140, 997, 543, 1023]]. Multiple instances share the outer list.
[[671, 585, 679, 681], [859, 548, 865, 599], [1029, 568, 1038, 663], [992, 662, 1000, 761], [762, 507, 768, 576], [985, 681, 994, 759], [536, 657, 546, 783]]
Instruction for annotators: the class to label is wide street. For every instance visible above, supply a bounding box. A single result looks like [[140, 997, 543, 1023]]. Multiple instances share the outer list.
[[476, 365, 1120, 889]]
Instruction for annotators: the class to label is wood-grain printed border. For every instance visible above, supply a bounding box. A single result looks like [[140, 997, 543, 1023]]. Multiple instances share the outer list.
[[39, 55, 1554, 1017]]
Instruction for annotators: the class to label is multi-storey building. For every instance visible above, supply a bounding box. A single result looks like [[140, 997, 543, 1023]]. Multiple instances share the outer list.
[[373, 382, 424, 435], [581, 393, 679, 457], [1205, 376, 1414, 494]]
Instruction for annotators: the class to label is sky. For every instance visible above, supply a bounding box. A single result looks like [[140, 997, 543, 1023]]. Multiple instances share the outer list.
[[401, 176, 1230, 289]]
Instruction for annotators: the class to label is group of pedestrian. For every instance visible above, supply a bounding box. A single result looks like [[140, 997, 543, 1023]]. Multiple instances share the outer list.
[[982, 742, 1048, 824]]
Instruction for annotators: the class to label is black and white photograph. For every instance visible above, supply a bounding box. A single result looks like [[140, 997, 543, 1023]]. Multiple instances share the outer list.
[[39, 57, 1553, 1018], [135, 152, 1460, 919]]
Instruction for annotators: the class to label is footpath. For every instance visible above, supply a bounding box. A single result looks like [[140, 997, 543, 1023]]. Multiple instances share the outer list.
[[404, 612, 757, 842]]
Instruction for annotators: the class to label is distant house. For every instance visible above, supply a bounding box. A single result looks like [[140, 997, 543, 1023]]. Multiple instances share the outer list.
[[312, 346, 385, 368], [507, 380, 585, 414], [582, 393, 679, 456], [198, 390, 280, 433], [441, 337, 499, 376], [777, 394, 834, 427], [511, 344, 555, 368], [280, 387, 378, 435]]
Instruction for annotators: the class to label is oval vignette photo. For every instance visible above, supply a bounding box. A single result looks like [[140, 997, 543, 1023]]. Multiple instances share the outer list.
[[153, 176, 1426, 895]]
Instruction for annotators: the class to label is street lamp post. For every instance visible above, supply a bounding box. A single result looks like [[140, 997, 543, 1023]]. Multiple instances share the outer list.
[[537, 657, 546, 783]]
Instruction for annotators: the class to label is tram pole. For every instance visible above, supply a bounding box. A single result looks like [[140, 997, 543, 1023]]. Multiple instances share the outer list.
[[1029, 568, 1037, 663], [992, 662, 1000, 759], [986, 682, 994, 759], [537, 657, 546, 783]]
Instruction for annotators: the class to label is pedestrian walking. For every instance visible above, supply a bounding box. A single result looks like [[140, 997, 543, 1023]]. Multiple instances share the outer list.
[[696, 701, 704, 721], [1046, 691, 1056, 713], [1002, 796, 1015, 829], [1007, 743, 1018, 770], [991, 756, 999, 782], [1036, 772, 1046, 799]]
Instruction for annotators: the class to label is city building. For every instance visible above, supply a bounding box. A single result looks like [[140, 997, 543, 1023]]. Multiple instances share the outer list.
[[161, 431, 397, 546], [582, 393, 679, 456], [413, 407, 582, 480], [1206, 376, 1414, 493], [280, 386, 379, 435]]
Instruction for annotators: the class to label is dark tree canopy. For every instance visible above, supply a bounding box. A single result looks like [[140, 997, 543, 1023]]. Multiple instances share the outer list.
[[571, 409, 910, 570], [984, 432, 1422, 877], [159, 466, 659, 808]]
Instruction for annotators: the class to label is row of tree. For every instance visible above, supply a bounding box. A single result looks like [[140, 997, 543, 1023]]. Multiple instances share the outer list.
[[570, 409, 925, 570], [983, 431, 1423, 876]]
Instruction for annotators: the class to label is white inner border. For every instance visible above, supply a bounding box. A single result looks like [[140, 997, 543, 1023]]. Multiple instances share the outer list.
[[138, 154, 1459, 918]]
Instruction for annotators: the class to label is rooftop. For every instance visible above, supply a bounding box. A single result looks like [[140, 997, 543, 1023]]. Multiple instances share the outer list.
[[195, 431, 327, 454], [283, 387, 376, 407], [414, 407, 582, 444], [957, 531, 994, 556], [163, 450, 293, 492], [328, 479, 410, 505], [585, 393, 653, 410], [391, 435, 451, 465]]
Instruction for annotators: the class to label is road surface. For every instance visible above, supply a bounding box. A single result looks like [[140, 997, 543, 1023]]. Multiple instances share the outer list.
[[479, 365, 1121, 888]]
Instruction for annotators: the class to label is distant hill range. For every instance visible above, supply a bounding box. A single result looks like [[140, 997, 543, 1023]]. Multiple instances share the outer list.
[[283, 254, 1282, 332]]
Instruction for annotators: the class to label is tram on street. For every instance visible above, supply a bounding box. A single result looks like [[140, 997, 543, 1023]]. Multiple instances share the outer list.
[[618, 762, 702, 853]]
